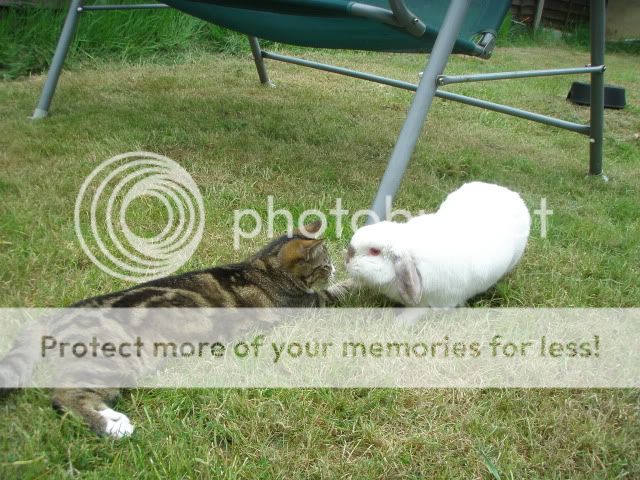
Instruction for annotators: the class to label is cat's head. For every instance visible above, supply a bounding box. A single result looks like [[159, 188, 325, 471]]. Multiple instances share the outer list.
[[253, 220, 334, 289]]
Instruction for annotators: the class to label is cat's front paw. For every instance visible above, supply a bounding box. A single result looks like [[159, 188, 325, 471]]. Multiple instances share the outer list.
[[99, 408, 134, 438]]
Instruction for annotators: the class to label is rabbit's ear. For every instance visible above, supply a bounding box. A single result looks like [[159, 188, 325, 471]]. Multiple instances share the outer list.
[[393, 254, 422, 306]]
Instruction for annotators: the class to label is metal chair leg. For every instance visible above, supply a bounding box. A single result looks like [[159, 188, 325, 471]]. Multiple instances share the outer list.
[[31, 0, 84, 119], [367, 0, 472, 223], [248, 36, 274, 87], [588, 0, 606, 177]]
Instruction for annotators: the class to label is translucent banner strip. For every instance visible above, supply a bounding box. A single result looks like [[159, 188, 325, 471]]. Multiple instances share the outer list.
[[1, 308, 638, 388]]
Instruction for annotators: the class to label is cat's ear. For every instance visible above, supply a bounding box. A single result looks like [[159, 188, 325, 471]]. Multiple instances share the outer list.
[[302, 238, 325, 260], [293, 220, 324, 239], [279, 238, 324, 267]]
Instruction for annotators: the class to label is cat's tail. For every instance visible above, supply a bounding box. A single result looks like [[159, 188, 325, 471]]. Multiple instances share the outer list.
[[0, 323, 42, 397]]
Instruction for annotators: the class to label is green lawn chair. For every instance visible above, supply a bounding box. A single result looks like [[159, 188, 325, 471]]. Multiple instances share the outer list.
[[32, 0, 608, 222]]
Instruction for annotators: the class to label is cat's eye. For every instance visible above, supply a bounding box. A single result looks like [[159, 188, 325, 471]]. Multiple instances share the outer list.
[[368, 248, 381, 256]]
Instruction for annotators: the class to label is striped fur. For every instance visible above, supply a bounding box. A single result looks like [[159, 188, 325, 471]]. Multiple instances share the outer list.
[[0, 221, 351, 436]]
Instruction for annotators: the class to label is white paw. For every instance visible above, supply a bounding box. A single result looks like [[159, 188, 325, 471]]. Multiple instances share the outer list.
[[98, 408, 134, 438]]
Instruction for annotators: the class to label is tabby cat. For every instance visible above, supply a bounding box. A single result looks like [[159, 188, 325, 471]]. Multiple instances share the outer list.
[[0, 221, 351, 437]]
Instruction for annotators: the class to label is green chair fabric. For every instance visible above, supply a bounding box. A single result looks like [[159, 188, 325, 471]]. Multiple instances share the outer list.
[[162, 0, 511, 55]]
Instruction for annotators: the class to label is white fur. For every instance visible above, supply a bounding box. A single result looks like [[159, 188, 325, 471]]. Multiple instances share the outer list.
[[99, 408, 134, 438], [347, 182, 531, 307]]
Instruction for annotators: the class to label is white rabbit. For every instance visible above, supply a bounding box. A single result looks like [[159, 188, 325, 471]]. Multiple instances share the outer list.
[[346, 182, 531, 307]]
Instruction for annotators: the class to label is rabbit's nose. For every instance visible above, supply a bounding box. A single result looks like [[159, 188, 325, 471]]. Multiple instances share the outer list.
[[345, 245, 355, 263]]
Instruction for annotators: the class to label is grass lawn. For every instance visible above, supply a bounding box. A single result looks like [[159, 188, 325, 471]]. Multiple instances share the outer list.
[[0, 44, 639, 478]]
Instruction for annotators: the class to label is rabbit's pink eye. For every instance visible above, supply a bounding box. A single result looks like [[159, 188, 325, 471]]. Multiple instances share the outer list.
[[369, 248, 381, 256]]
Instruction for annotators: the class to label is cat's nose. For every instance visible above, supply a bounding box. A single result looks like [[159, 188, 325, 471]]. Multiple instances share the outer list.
[[345, 245, 355, 264]]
